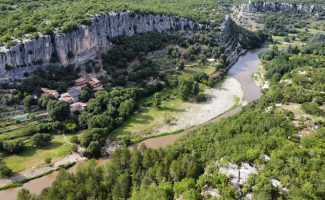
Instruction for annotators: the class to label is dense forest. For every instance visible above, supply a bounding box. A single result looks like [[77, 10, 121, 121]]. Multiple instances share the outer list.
[[15, 42, 325, 200]]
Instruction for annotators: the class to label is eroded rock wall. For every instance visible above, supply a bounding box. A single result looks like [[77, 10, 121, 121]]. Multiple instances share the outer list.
[[235, 2, 323, 13], [0, 12, 198, 82], [231, 2, 324, 31]]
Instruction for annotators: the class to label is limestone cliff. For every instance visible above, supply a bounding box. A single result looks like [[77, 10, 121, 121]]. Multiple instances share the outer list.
[[235, 2, 323, 14], [0, 11, 198, 82], [231, 2, 324, 31]]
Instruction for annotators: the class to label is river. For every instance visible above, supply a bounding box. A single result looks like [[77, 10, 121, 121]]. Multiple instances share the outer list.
[[0, 48, 267, 200]]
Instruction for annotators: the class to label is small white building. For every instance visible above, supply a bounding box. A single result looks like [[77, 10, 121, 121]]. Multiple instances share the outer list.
[[70, 102, 87, 113]]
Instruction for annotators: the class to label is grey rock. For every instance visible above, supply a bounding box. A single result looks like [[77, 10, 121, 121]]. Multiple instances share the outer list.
[[238, 2, 322, 13], [0, 11, 199, 81], [219, 162, 258, 187]]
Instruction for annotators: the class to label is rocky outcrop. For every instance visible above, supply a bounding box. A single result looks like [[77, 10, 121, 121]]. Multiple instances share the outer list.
[[0, 11, 199, 82], [219, 162, 258, 187], [218, 15, 245, 66], [231, 2, 324, 31], [235, 2, 323, 14]]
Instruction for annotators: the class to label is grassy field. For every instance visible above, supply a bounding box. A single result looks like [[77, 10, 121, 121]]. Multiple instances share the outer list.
[[111, 63, 216, 142], [0, 121, 40, 140], [280, 103, 325, 121], [0, 109, 82, 173], [111, 97, 185, 142], [183, 63, 216, 75], [272, 21, 324, 49], [1, 134, 79, 172], [272, 35, 306, 49]]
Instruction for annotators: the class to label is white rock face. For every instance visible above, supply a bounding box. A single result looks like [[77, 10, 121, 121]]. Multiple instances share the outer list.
[[219, 162, 258, 187], [244, 193, 253, 200], [0, 11, 198, 81], [271, 178, 282, 188], [238, 2, 322, 13], [231, 2, 323, 31], [204, 187, 221, 198]]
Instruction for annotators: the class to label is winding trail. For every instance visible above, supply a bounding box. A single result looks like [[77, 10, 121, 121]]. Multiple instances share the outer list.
[[0, 48, 267, 200]]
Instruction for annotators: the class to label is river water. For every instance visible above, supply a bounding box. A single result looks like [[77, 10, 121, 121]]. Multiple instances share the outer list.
[[0, 48, 267, 200]]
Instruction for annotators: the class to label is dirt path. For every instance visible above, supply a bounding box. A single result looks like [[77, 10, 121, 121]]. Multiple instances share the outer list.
[[0, 153, 86, 189], [62, 134, 73, 145]]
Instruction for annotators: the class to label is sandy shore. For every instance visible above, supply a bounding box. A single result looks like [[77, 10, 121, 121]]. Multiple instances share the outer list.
[[156, 77, 244, 134]]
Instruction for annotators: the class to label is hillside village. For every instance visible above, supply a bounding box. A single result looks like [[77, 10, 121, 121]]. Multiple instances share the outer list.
[[40, 76, 103, 113]]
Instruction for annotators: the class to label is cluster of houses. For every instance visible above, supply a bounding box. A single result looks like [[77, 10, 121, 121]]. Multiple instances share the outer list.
[[41, 77, 103, 113]]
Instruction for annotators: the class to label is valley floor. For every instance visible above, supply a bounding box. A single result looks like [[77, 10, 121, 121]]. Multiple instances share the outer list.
[[111, 77, 243, 142]]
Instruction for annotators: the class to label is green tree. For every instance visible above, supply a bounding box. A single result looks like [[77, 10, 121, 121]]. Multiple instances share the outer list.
[[176, 60, 185, 71], [177, 77, 199, 100], [301, 102, 324, 116], [131, 182, 173, 200], [2, 139, 24, 154], [31, 133, 53, 148], [0, 164, 13, 178], [79, 85, 94, 102], [182, 189, 200, 200], [47, 100, 70, 121], [70, 135, 80, 144], [17, 189, 37, 200], [118, 99, 135, 118], [63, 121, 77, 133], [88, 114, 114, 129], [253, 177, 279, 200], [112, 173, 131, 199], [86, 141, 101, 158], [174, 178, 196, 197], [39, 93, 55, 108], [23, 95, 34, 112]]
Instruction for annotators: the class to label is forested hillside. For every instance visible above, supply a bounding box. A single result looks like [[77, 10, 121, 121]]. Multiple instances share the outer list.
[[0, 0, 323, 46], [0, 0, 224, 46], [17, 42, 325, 200]]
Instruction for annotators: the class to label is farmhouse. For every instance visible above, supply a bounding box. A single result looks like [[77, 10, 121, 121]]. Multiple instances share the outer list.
[[59, 87, 81, 103], [40, 88, 59, 98]]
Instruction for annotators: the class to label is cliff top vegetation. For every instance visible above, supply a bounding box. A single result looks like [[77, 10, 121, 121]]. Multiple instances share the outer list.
[[0, 0, 225, 46], [1, 0, 324, 47]]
